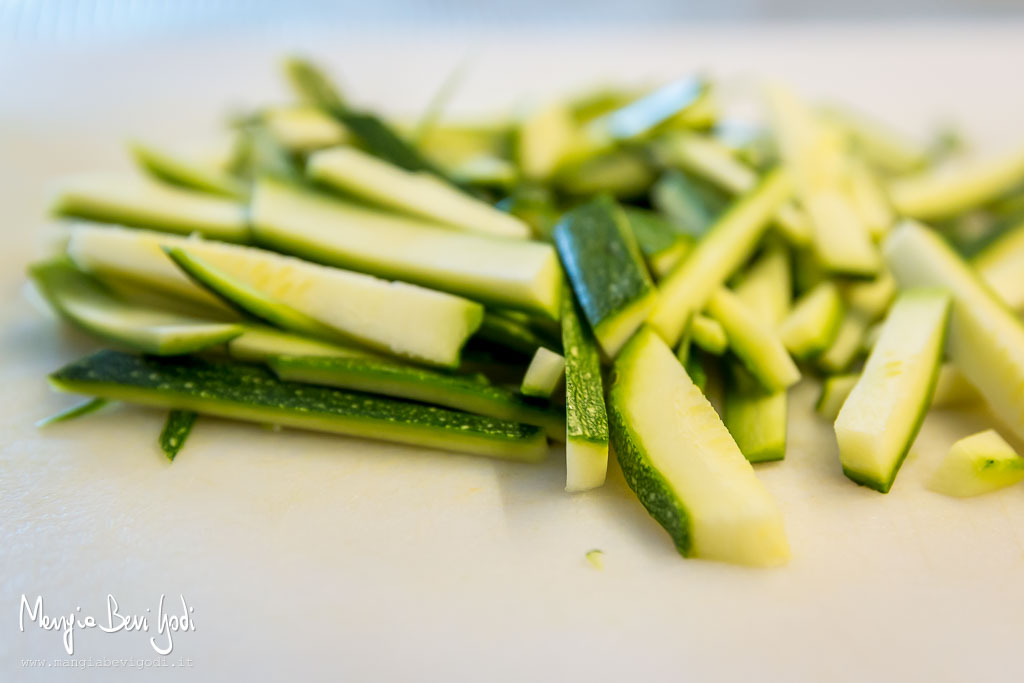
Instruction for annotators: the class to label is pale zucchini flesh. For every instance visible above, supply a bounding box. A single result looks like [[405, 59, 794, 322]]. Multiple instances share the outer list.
[[733, 243, 792, 326], [815, 373, 859, 421], [928, 429, 1024, 497], [30, 260, 243, 356], [269, 356, 565, 440], [778, 281, 844, 359], [884, 220, 1024, 440], [608, 328, 789, 566], [972, 220, 1024, 310], [834, 289, 950, 492], [723, 365, 787, 463], [520, 347, 566, 398], [262, 105, 349, 152], [706, 288, 800, 392], [51, 350, 548, 461], [517, 101, 576, 181], [307, 146, 531, 239], [554, 196, 657, 358], [561, 294, 609, 492], [52, 173, 249, 242], [888, 145, 1024, 220], [250, 179, 562, 318], [690, 314, 728, 355], [68, 225, 482, 368], [227, 325, 380, 364], [131, 141, 246, 199], [648, 167, 793, 346], [817, 312, 868, 374]]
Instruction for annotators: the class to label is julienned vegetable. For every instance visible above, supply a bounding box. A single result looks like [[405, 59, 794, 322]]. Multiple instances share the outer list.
[[835, 289, 950, 492], [51, 351, 549, 461], [34, 56, 1024, 568], [608, 328, 789, 566]]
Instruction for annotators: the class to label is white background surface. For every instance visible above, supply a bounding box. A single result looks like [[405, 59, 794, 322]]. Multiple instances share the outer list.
[[3, 23, 1024, 682]]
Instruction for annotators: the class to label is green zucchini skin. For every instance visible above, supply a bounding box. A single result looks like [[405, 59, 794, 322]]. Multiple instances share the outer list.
[[159, 410, 197, 461], [476, 312, 558, 357], [50, 351, 547, 462], [561, 294, 609, 448], [621, 208, 692, 277], [269, 355, 565, 440], [554, 196, 657, 358], [36, 397, 111, 428]]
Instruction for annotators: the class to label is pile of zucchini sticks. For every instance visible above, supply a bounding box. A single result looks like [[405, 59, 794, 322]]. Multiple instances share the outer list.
[[31, 58, 1024, 566]]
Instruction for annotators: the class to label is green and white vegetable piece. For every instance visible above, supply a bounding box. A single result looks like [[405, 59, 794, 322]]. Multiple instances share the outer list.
[[768, 86, 880, 276], [622, 208, 692, 278], [690, 314, 728, 355], [555, 196, 657, 358], [817, 312, 869, 374], [250, 178, 562, 318], [226, 325, 379, 364], [68, 225, 483, 368], [723, 365, 788, 463], [734, 243, 792, 326], [930, 364, 981, 408], [648, 167, 793, 346], [516, 101, 576, 181], [972, 220, 1024, 310], [888, 145, 1024, 220], [834, 289, 950, 492], [520, 347, 566, 398], [269, 356, 565, 440], [706, 287, 800, 392], [130, 140, 246, 199], [815, 374, 859, 421], [561, 294, 609, 492], [307, 146, 531, 239], [51, 351, 548, 461], [52, 173, 249, 242], [160, 410, 198, 461], [29, 260, 243, 356], [778, 281, 844, 359], [37, 397, 111, 428], [608, 327, 789, 566], [885, 220, 1024, 440], [261, 105, 349, 152], [928, 429, 1024, 497]]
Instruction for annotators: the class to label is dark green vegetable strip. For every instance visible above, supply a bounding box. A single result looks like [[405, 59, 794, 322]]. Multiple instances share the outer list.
[[554, 196, 657, 358], [50, 351, 547, 461], [283, 57, 455, 184], [36, 397, 110, 427], [476, 312, 558, 356], [561, 293, 609, 449], [159, 409, 197, 461], [269, 355, 565, 440], [650, 170, 727, 239]]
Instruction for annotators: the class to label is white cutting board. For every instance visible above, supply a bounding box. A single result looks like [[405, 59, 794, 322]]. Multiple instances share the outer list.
[[3, 22, 1024, 683]]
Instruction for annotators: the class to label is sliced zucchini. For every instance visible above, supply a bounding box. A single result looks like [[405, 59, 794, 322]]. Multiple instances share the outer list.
[[51, 173, 248, 242], [68, 225, 483, 368], [561, 294, 609, 492], [622, 208, 692, 278], [778, 282, 844, 359], [928, 429, 1024, 497], [607, 327, 789, 566], [835, 289, 950, 492], [51, 351, 547, 461], [29, 259, 242, 356], [888, 146, 1024, 220], [690, 314, 728, 355], [520, 347, 566, 398], [262, 105, 349, 152], [159, 410, 197, 461], [130, 141, 246, 199], [706, 288, 800, 392], [583, 77, 706, 150], [768, 87, 880, 276], [554, 197, 657, 358], [842, 269, 897, 321], [819, 104, 928, 174], [723, 365, 787, 463], [516, 101, 576, 181], [650, 170, 720, 239], [931, 364, 981, 408], [972, 220, 1024, 310], [227, 325, 379, 364], [475, 312, 555, 357], [733, 243, 792, 326], [655, 131, 811, 245], [648, 167, 793, 346], [269, 356, 565, 440], [307, 146, 530, 239], [885, 220, 1024, 440], [557, 149, 655, 199], [846, 157, 893, 240], [817, 312, 868, 374], [680, 345, 709, 394], [815, 373, 859, 421], [37, 397, 111, 428], [250, 178, 562, 318]]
